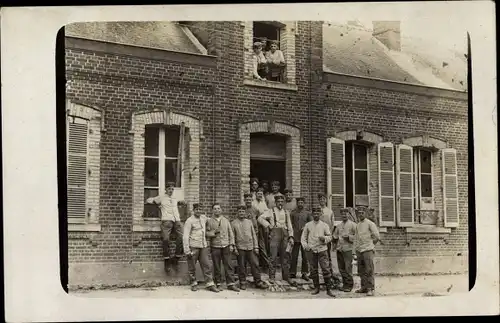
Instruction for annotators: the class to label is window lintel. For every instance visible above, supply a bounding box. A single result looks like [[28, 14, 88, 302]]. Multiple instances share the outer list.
[[402, 135, 448, 151], [335, 130, 384, 145]]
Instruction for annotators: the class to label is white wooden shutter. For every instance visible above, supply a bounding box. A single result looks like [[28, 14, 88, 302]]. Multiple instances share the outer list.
[[442, 148, 459, 228], [67, 117, 89, 218], [378, 142, 395, 226], [327, 137, 345, 218], [396, 144, 414, 227]]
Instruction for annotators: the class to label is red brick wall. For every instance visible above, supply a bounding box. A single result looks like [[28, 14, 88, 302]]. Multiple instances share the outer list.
[[66, 21, 468, 269]]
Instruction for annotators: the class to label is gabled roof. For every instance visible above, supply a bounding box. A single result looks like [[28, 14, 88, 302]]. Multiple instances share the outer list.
[[65, 21, 204, 55], [323, 23, 467, 91]]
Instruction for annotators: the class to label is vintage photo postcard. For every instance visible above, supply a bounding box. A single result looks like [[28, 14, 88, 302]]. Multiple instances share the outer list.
[[2, 2, 498, 321]]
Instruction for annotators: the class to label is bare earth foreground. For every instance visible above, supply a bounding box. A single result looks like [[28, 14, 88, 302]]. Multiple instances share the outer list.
[[73, 274, 468, 299]]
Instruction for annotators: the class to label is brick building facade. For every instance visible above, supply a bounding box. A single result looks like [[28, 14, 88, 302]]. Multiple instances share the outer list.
[[64, 21, 468, 286]]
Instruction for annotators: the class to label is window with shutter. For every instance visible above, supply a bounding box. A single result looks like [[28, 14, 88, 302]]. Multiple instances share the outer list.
[[378, 142, 395, 226], [442, 148, 459, 228], [396, 144, 414, 227], [327, 137, 346, 218], [67, 116, 89, 219]]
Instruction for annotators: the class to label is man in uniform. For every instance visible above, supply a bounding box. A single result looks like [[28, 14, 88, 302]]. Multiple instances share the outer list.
[[317, 193, 341, 289], [354, 206, 380, 296], [145, 181, 183, 274], [301, 207, 336, 297], [183, 203, 218, 293], [258, 194, 296, 286], [266, 180, 283, 209], [332, 208, 357, 292], [206, 203, 239, 292], [289, 197, 312, 281]]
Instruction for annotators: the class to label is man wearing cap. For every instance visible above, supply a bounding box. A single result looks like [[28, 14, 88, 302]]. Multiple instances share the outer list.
[[206, 203, 239, 292], [354, 206, 380, 296], [318, 193, 339, 288], [145, 182, 183, 273], [252, 41, 267, 80], [266, 180, 283, 209], [332, 208, 357, 292], [301, 207, 336, 297], [284, 188, 297, 212], [249, 178, 260, 201], [258, 194, 295, 286], [289, 197, 312, 281], [231, 205, 268, 290], [183, 203, 219, 293]]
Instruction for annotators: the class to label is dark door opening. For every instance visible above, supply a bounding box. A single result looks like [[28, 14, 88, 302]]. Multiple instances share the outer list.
[[250, 159, 286, 194], [249, 133, 288, 193]]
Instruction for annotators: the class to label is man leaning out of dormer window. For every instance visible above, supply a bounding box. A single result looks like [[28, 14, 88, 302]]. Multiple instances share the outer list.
[[265, 41, 286, 82], [252, 41, 268, 81]]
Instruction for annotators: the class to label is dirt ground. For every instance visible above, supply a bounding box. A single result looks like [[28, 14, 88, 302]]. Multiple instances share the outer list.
[[73, 274, 468, 299]]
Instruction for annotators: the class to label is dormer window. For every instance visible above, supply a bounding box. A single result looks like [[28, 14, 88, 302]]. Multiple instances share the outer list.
[[243, 21, 297, 88]]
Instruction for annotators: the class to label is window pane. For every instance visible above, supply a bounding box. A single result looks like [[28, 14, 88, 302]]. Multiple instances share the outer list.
[[345, 142, 354, 207], [420, 174, 433, 197], [420, 150, 432, 173], [165, 159, 179, 187], [144, 158, 159, 186], [354, 170, 368, 195], [354, 144, 368, 169], [144, 189, 160, 218], [144, 127, 159, 157], [165, 127, 180, 158]]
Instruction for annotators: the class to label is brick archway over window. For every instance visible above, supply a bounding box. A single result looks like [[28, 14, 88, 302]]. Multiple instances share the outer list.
[[238, 120, 301, 202], [335, 129, 384, 145], [402, 135, 448, 150], [130, 109, 201, 223]]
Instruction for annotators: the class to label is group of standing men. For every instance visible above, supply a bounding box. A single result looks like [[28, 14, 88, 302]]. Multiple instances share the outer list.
[[145, 178, 381, 297]]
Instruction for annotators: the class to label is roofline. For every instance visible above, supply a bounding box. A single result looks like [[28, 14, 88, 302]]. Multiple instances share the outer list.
[[323, 71, 468, 101], [65, 36, 217, 68]]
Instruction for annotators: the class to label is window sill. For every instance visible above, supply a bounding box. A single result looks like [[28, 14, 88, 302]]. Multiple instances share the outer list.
[[378, 227, 388, 233], [68, 222, 101, 232], [133, 220, 161, 232], [243, 79, 298, 91], [405, 226, 451, 234]]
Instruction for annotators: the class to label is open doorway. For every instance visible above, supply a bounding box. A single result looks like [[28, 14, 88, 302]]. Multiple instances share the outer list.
[[249, 133, 287, 194]]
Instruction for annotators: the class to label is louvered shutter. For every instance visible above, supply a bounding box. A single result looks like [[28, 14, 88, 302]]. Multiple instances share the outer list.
[[396, 144, 414, 227], [378, 142, 395, 226], [67, 117, 88, 218], [327, 138, 345, 218], [442, 148, 459, 228]]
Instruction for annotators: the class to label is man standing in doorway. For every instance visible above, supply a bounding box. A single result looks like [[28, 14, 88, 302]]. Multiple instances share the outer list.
[[354, 206, 380, 296], [252, 187, 269, 215], [301, 207, 336, 297], [183, 203, 219, 293], [289, 197, 312, 281], [318, 193, 340, 289], [332, 208, 357, 292], [249, 177, 260, 201], [266, 180, 283, 209], [258, 195, 296, 286], [206, 203, 240, 292], [145, 181, 183, 274], [284, 188, 297, 212]]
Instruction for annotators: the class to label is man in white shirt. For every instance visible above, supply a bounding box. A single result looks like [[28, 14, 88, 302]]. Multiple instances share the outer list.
[[251, 188, 270, 271], [145, 181, 183, 273], [183, 203, 218, 293], [301, 207, 335, 297], [318, 193, 341, 289], [258, 194, 295, 286]]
